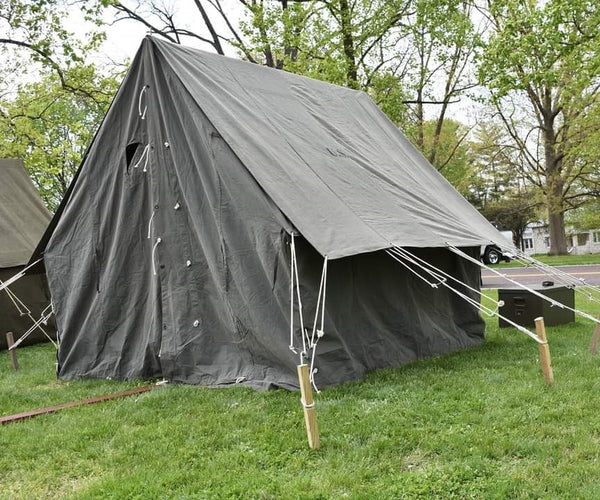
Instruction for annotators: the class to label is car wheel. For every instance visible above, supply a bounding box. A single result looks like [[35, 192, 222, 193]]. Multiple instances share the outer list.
[[484, 247, 501, 265]]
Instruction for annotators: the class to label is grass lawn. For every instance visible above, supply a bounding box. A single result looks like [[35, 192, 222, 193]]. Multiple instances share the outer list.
[[497, 252, 600, 268], [2, 292, 600, 499]]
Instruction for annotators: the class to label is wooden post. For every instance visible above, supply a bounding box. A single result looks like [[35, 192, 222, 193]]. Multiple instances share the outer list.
[[6, 332, 18, 371], [297, 364, 320, 450], [534, 317, 554, 386], [589, 313, 600, 355]]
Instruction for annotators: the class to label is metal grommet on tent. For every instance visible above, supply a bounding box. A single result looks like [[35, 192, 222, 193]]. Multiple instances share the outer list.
[[193, 320, 199, 327], [186, 260, 191, 267], [164, 141, 170, 149], [174, 202, 181, 210]]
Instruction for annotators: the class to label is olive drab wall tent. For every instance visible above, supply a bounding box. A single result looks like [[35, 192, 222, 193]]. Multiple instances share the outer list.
[[0, 159, 54, 350], [37, 37, 512, 389]]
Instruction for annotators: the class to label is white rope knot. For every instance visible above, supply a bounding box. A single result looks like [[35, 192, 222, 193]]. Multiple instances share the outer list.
[[316, 329, 324, 338], [300, 399, 315, 409]]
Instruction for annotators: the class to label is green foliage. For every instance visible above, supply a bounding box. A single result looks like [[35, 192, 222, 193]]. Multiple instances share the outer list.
[[0, 1, 107, 91], [479, 0, 600, 253], [479, 192, 539, 247], [0, 66, 118, 211], [237, 0, 412, 125], [567, 199, 600, 231], [468, 121, 520, 209], [417, 119, 474, 196], [2, 291, 600, 498]]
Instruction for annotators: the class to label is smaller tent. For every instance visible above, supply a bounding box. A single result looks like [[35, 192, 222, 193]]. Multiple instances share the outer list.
[[0, 159, 54, 350]]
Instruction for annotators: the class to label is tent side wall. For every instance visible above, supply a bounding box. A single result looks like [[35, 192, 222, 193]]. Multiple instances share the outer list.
[[0, 267, 56, 350], [294, 240, 485, 387]]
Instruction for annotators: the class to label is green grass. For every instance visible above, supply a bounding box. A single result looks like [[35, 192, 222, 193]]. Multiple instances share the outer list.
[[2, 293, 600, 499], [497, 252, 600, 268]]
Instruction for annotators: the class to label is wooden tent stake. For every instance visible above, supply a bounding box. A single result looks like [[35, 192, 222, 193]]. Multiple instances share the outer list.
[[535, 317, 554, 386], [297, 364, 320, 449], [6, 332, 18, 371], [589, 313, 600, 354]]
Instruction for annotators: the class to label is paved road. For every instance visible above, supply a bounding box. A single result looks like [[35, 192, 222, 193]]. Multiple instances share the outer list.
[[481, 264, 600, 289]]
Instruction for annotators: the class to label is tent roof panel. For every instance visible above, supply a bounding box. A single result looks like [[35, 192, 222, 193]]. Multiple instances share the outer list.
[[151, 38, 506, 258], [0, 159, 51, 268]]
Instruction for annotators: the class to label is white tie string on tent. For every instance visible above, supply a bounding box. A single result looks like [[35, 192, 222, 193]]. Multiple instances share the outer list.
[[138, 85, 149, 120], [137, 82, 164, 279], [288, 233, 328, 393], [132, 143, 150, 173], [448, 244, 600, 327], [386, 246, 545, 344], [147, 208, 156, 239]]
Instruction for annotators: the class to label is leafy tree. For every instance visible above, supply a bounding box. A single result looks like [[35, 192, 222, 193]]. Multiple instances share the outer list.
[[567, 199, 600, 231], [479, 192, 538, 249], [403, 0, 482, 163], [0, 1, 107, 96], [420, 119, 474, 197], [479, 0, 600, 254], [0, 66, 118, 211]]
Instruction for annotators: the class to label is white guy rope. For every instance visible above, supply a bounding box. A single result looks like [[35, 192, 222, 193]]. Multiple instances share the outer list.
[[388, 247, 543, 343], [1, 284, 31, 316], [388, 247, 501, 312], [449, 244, 600, 326], [385, 249, 447, 288], [309, 256, 328, 393], [505, 247, 600, 306], [0, 258, 43, 293], [10, 307, 56, 350], [289, 233, 308, 362]]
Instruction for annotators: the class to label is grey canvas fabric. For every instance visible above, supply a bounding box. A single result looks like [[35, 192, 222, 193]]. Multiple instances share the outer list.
[[40, 38, 507, 389], [0, 159, 55, 348], [0, 266, 55, 350], [0, 159, 51, 268]]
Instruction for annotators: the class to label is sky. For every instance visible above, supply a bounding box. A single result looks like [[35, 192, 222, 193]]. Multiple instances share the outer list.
[[95, 2, 242, 66]]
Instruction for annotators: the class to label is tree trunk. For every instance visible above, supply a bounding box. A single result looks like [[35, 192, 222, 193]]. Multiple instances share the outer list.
[[541, 93, 568, 256], [547, 209, 567, 255], [338, 0, 358, 88], [544, 136, 568, 255]]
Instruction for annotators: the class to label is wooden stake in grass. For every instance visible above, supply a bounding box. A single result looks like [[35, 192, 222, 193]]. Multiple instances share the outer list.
[[297, 364, 320, 450], [589, 313, 600, 355], [6, 332, 18, 371], [535, 317, 554, 386]]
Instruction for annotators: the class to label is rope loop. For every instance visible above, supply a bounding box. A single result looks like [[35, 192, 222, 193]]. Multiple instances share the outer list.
[[138, 85, 149, 119]]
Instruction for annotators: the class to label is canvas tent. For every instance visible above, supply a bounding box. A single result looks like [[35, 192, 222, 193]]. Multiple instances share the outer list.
[[34, 37, 512, 390], [0, 159, 54, 350]]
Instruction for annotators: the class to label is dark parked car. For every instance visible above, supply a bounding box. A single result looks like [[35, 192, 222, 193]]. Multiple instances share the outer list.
[[481, 244, 512, 265]]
